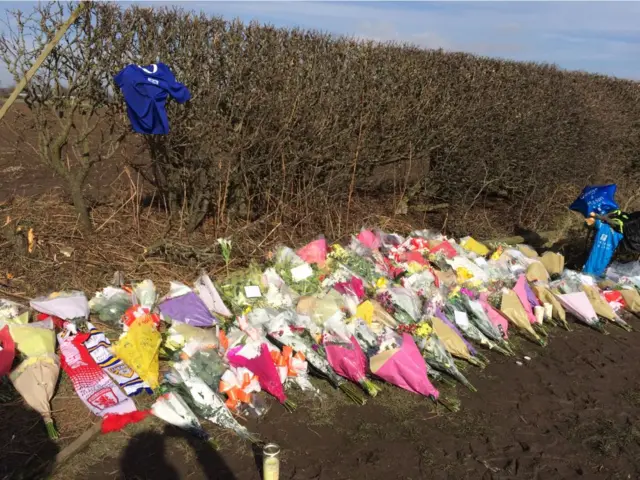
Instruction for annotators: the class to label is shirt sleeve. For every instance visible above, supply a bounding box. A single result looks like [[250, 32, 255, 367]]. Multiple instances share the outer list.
[[158, 63, 191, 104]]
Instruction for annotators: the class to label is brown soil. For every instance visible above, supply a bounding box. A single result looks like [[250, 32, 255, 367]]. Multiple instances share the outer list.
[[42, 319, 640, 480], [2, 114, 640, 480]]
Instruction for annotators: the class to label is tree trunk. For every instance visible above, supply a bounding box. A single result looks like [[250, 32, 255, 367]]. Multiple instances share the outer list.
[[68, 179, 92, 232]]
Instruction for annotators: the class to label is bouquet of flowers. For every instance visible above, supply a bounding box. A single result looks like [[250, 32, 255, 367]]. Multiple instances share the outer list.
[[376, 287, 422, 325], [430, 314, 485, 367], [268, 342, 317, 393], [219, 262, 266, 314], [328, 244, 378, 284], [555, 291, 605, 332], [152, 391, 213, 443], [227, 342, 296, 411], [370, 330, 440, 401], [500, 290, 545, 345], [323, 322, 381, 397], [158, 282, 218, 327], [458, 293, 514, 355], [218, 366, 261, 412], [263, 309, 365, 404], [532, 285, 569, 330], [443, 304, 511, 356], [581, 285, 631, 332], [296, 237, 328, 267], [172, 359, 259, 442], [272, 247, 323, 297], [413, 320, 476, 391]]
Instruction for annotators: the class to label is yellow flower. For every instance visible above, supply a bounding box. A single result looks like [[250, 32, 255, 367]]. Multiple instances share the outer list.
[[415, 323, 432, 338], [406, 262, 424, 274], [243, 306, 252, 315], [456, 267, 473, 284], [376, 277, 387, 289], [490, 246, 504, 261]]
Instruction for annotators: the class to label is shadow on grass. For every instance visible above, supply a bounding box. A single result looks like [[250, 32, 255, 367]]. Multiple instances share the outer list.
[[120, 425, 237, 480], [0, 390, 59, 480]]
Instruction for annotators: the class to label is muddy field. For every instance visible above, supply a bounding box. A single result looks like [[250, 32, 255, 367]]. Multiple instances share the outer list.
[[2, 112, 640, 480], [15, 320, 639, 480]]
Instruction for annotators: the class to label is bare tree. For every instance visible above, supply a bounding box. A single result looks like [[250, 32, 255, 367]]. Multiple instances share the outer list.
[[0, 1, 128, 231]]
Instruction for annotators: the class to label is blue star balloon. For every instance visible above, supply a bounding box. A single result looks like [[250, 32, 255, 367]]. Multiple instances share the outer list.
[[569, 184, 619, 218]]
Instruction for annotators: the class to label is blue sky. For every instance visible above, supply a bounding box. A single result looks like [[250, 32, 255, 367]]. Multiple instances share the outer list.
[[2, 1, 640, 85]]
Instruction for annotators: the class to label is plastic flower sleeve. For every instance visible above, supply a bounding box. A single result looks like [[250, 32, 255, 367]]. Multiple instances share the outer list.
[[513, 276, 539, 324], [89, 287, 132, 324], [620, 289, 640, 313], [151, 391, 211, 441], [430, 316, 481, 366], [415, 325, 476, 391], [173, 360, 258, 442], [532, 285, 568, 329], [500, 290, 543, 344], [9, 320, 56, 358], [132, 279, 158, 310], [30, 291, 89, 320], [194, 272, 233, 318], [478, 296, 510, 339], [0, 298, 29, 328]]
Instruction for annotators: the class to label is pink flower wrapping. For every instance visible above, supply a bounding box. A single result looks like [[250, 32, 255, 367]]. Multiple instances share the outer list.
[[479, 294, 509, 339], [227, 343, 287, 404], [325, 336, 367, 384], [357, 230, 380, 250], [296, 238, 327, 267], [514, 276, 539, 324], [370, 334, 439, 399]]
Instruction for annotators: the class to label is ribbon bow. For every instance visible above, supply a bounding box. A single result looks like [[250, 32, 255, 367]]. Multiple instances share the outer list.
[[270, 346, 306, 381], [218, 367, 259, 411]]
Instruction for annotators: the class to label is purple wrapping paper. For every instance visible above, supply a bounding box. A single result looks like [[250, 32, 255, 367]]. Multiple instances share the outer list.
[[158, 292, 218, 327], [523, 280, 541, 307]]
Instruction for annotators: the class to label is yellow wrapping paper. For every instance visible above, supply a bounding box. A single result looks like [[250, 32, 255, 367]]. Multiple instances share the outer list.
[[620, 289, 640, 313], [532, 285, 566, 323], [540, 252, 564, 276], [461, 237, 489, 256], [582, 285, 616, 320], [500, 290, 540, 340], [526, 262, 549, 283], [431, 316, 472, 360], [356, 300, 374, 325], [517, 245, 539, 259], [9, 324, 56, 357], [112, 318, 161, 389]]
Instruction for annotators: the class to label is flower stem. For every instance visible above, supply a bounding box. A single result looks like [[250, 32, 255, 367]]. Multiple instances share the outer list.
[[45, 420, 59, 440], [339, 383, 366, 405], [360, 379, 381, 397], [283, 399, 297, 412]]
